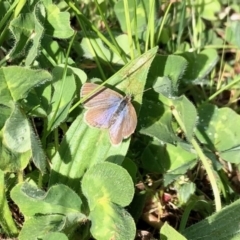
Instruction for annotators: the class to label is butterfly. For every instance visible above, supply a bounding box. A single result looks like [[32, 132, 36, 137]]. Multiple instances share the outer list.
[[80, 82, 137, 145]]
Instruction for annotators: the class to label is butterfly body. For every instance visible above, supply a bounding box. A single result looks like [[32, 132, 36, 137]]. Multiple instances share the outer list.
[[109, 95, 130, 125], [80, 83, 137, 145]]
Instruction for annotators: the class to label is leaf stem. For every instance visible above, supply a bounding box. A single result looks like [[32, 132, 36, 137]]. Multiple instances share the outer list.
[[191, 138, 221, 211], [172, 107, 221, 212]]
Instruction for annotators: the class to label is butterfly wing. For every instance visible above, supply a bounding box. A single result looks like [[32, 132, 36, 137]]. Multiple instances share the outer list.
[[109, 100, 137, 145], [81, 83, 123, 109], [84, 104, 119, 128], [81, 83, 137, 145], [122, 102, 137, 138]]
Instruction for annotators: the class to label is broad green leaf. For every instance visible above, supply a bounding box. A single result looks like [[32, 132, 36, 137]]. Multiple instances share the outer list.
[[0, 104, 11, 130], [122, 157, 137, 183], [81, 34, 133, 65], [23, 81, 52, 117], [3, 105, 31, 153], [153, 76, 174, 98], [49, 47, 158, 188], [173, 95, 198, 141], [89, 203, 135, 240], [42, 232, 68, 240], [0, 169, 18, 236], [8, 0, 73, 62], [196, 0, 221, 21], [0, 139, 31, 172], [42, 1, 74, 38], [47, 66, 76, 131], [139, 100, 177, 144], [148, 54, 188, 105], [19, 215, 66, 240], [40, 37, 68, 67], [161, 55, 187, 90], [9, 8, 44, 64], [196, 104, 240, 163], [183, 198, 240, 240], [25, 3, 44, 65], [0, 66, 52, 107], [101, 46, 158, 107], [24, 66, 86, 117], [181, 49, 219, 83], [148, 55, 187, 92], [141, 143, 168, 174], [224, 21, 240, 49], [11, 183, 84, 218], [178, 182, 196, 205], [82, 162, 135, 240], [161, 222, 187, 240], [141, 142, 197, 185], [65, 65, 87, 85], [149, 55, 187, 88], [3, 105, 46, 172], [82, 162, 134, 208]]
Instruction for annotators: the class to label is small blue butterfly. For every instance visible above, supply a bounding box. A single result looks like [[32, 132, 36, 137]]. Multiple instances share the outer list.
[[80, 83, 137, 145]]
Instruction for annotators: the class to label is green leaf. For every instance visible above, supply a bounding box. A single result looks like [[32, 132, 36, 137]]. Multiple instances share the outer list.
[[89, 203, 135, 240], [122, 157, 137, 183], [178, 182, 196, 205], [173, 95, 198, 141], [42, 232, 68, 240], [141, 142, 197, 184], [82, 162, 135, 240], [49, 47, 158, 189], [224, 21, 240, 49], [81, 34, 133, 64], [139, 100, 177, 144], [11, 183, 86, 237], [39, 36, 67, 67], [183, 198, 240, 240], [0, 66, 52, 106], [47, 66, 76, 131], [3, 105, 46, 172], [3, 105, 31, 153], [150, 54, 188, 104], [196, 0, 221, 21], [0, 139, 31, 172], [0, 169, 18, 236], [181, 49, 219, 83], [196, 104, 240, 163], [9, 7, 44, 64], [0, 105, 11, 130], [23, 81, 52, 117], [150, 55, 188, 92], [161, 222, 187, 240], [153, 76, 175, 98], [82, 162, 134, 208], [42, 1, 74, 38], [161, 55, 188, 90], [11, 183, 84, 218], [19, 215, 66, 240]]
